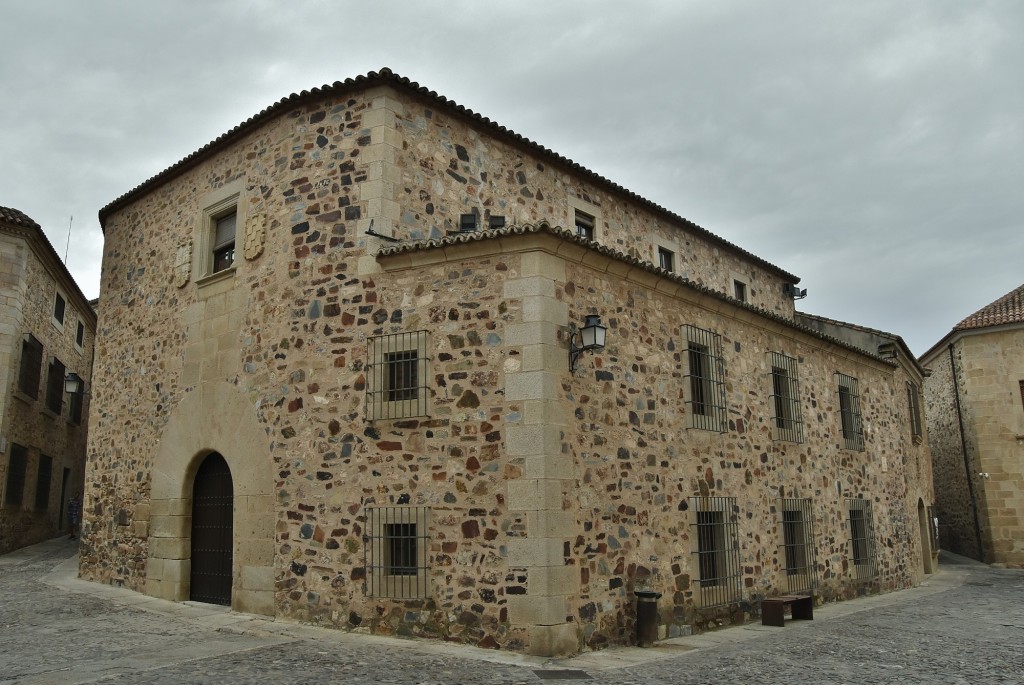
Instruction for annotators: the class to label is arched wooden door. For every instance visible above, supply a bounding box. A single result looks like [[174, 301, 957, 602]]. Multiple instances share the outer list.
[[190, 452, 234, 605]]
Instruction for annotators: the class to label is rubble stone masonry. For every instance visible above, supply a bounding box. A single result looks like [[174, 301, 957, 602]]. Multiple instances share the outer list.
[[84, 77, 934, 655]]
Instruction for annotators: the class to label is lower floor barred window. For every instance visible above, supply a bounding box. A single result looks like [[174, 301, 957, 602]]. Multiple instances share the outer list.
[[365, 506, 430, 599], [781, 498, 817, 594], [690, 496, 742, 607]]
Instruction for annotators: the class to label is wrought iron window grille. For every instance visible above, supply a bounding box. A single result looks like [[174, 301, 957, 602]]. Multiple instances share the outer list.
[[364, 506, 430, 599], [684, 326, 727, 432], [847, 498, 878, 582], [906, 381, 923, 440], [836, 372, 865, 451], [366, 331, 430, 421], [690, 496, 742, 607], [780, 498, 817, 595], [769, 352, 804, 443]]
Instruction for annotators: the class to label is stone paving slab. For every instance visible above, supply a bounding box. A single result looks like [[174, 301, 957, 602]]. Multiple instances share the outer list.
[[3, 537, 1023, 684]]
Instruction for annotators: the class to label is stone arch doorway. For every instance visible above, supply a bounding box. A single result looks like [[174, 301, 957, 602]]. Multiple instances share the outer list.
[[190, 452, 234, 605], [918, 498, 935, 575]]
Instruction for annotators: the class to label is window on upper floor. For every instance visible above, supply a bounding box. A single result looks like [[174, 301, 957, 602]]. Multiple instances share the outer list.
[[574, 209, 595, 240], [836, 372, 864, 451], [684, 325, 727, 432], [906, 381, 923, 441], [365, 506, 430, 599], [196, 182, 244, 282], [459, 213, 477, 232], [52, 290, 66, 329], [4, 444, 27, 507], [212, 211, 237, 274], [487, 215, 505, 230], [657, 246, 675, 272], [769, 352, 804, 443], [18, 334, 43, 399], [733, 279, 747, 303], [75, 320, 85, 351], [45, 357, 65, 416], [34, 454, 52, 511], [690, 496, 741, 607], [366, 330, 429, 420]]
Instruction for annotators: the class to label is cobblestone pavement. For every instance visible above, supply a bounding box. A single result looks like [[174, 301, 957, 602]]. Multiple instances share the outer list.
[[2, 538, 1022, 684]]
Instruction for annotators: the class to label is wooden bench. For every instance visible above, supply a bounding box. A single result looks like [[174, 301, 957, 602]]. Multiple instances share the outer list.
[[761, 594, 814, 627]]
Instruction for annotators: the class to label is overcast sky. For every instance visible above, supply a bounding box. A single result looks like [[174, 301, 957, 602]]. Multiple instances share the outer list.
[[2, 0, 1021, 356]]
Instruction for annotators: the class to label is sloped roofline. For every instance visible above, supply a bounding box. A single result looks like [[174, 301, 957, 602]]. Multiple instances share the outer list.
[[97, 68, 799, 284], [918, 282, 1024, 363], [795, 310, 924, 376], [378, 220, 889, 367], [0, 205, 97, 324]]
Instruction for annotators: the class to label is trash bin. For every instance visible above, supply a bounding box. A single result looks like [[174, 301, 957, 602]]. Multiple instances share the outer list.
[[634, 590, 662, 647]]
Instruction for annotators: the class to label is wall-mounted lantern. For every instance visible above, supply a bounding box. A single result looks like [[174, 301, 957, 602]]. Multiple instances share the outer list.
[[569, 314, 607, 372], [64, 372, 84, 395]]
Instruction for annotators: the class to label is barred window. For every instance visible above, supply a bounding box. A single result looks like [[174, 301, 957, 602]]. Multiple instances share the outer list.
[[684, 325, 727, 432], [906, 381, 922, 440], [847, 498, 877, 581], [781, 498, 817, 595], [690, 496, 742, 607], [45, 358, 65, 416], [34, 455, 53, 511], [367, 331, 429, 420], [365, 506, 430, 599], [769, 353, 804, 443], [18, 334, 43, 399], [4, 443, 28, 507], [836, 373, 864, 451]]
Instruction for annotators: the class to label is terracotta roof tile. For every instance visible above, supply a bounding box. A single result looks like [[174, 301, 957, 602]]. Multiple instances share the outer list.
[[0, 205, 40, 229], [955, 282, 1024, 331], [98, 68, 798, 283]]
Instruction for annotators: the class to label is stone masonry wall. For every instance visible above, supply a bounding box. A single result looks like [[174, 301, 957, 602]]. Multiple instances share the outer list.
[[1, 230, 93, 553], [389, 94, 795, 318]]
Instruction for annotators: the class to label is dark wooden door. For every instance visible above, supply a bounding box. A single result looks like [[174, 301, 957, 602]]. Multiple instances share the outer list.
[[190, 452, 233, 605]]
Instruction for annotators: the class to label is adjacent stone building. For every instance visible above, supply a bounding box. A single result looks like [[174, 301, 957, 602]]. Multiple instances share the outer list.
[[0, 206, 96, 553], [920, 283, 1024, 567], [83, 69, 935, 655]]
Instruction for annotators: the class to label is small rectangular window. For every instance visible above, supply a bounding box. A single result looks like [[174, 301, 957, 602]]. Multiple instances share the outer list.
[[770, 352, 804, 443], [487, 215, 505, 230], [34, 455, 53, 511], [847, 499, 877, 581], [365, 506, 430, 598], [781, 498, 817, 595], [657, 247, 675, 272], [45, 358, 65, 415], [212, 211, 236, 273], [684, 325, 727, 432], [907, 381, 923, 440], [733, 280, 747, 302], [18, 334, 43, 399], [75, 321, 85, 349], [574, 210, 595, 240], [459, 213, 477, 232], [5, 444, 28, 507], [367, 331, 429, 420], [52, 291, 66, 326], [690, 496, 741, 607], [837, 373, 864, 451]]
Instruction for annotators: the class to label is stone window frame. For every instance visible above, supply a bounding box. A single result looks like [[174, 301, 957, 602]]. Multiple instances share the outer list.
[[569, 196, 601, 243], [194, 181, 246, 286], [365, 330, 430, 421], [847, 498, 878, 582], [17, 333, 44, 401], [51, 287, 67, 331], [836, 372, 865, 451], [683, 325, 728, 432], [364, 505, 430, 599], [656, 244, 676, 273], [732, 278, 748, 303], [4, 443, 28, 507], [44, 356, 65, 417], [906, 381, 923, 443], [769, 352, 804, 443], [689, 496, 742, 608], [74, 319, 86, 354]]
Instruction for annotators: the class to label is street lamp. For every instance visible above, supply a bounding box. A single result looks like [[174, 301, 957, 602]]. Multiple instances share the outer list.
[[568, 314, 607, 372]]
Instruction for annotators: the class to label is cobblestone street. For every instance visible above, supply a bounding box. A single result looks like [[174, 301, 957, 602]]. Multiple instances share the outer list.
[[1, 538, 1021, 684]]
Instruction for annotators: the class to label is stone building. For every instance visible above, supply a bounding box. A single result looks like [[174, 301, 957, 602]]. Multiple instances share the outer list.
[[84, 69, 935, 655], [0, 206, 96, 553], [920, 283, 1024, 567]]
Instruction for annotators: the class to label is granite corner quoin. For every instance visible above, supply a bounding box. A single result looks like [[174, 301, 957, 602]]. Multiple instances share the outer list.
[[81, 69, 937, 656]]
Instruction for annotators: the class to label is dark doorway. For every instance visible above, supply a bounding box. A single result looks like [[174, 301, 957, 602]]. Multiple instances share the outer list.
[[58, 468, 70, 531], [190, 452, 233, 605]]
